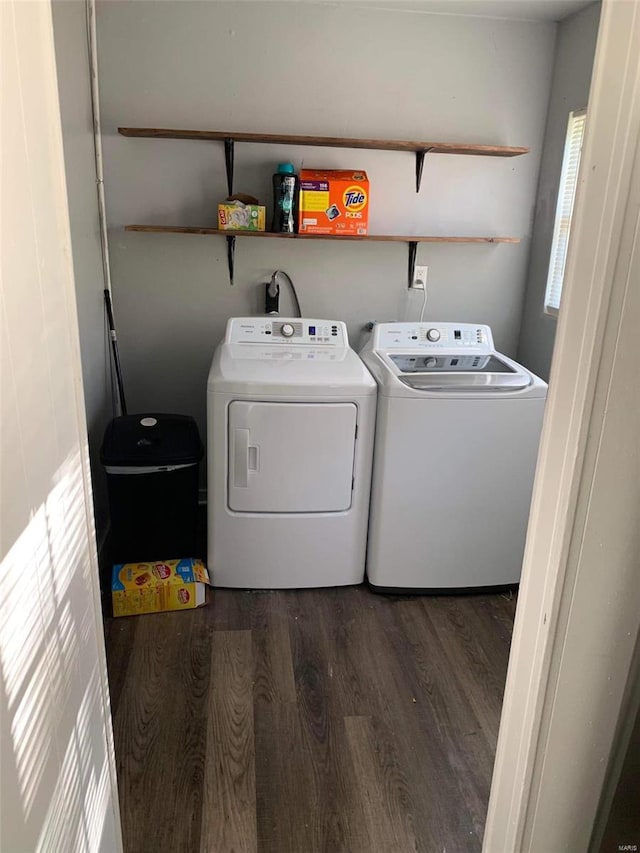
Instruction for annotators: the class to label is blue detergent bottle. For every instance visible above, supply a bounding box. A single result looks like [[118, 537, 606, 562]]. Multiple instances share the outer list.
[[271, 163, 299, 233]]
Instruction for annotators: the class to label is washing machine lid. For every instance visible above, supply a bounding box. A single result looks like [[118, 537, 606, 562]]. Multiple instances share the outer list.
[[364, 350, 547, 397], [360, 321, 547, 398], [390, 353, 532, 392]]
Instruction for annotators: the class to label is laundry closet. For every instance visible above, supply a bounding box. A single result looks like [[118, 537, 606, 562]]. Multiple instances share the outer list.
[[47, 1, 603, 850]]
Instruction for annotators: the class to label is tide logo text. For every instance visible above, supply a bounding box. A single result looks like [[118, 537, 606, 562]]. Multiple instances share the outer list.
[[343, 185, 368, 212]]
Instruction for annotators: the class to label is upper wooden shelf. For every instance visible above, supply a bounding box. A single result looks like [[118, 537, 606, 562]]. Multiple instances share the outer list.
[[124, 225, 520, 244], [118, 127, 529, 158]]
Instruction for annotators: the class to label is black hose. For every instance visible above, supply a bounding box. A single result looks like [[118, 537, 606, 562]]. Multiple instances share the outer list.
[[273, 270, 302, 318], [104, 289, 127, 416]]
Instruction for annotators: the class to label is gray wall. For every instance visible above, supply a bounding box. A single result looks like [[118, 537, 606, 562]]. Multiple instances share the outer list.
[[96, 1, 556, 437], [52, 1, 113, 541], [517, 2, 600, 381]]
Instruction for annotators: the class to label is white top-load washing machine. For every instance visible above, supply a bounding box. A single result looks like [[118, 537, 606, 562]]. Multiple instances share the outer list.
[[360, 322, 547, 592], [208, 317, 376, 589]]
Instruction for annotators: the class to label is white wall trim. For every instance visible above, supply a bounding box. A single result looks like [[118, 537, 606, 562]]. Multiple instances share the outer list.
[[484, 0, 640, 849]]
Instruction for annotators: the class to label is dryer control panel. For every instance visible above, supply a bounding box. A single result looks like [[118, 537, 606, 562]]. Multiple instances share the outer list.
[[225, 317, 349, 347], [373, 322, 494, 352]]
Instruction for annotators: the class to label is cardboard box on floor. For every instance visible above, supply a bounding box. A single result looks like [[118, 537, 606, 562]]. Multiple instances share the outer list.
[[111, 558, 211, 617]]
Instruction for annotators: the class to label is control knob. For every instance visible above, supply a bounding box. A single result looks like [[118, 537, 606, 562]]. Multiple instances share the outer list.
[[426, 328, 441, 342], [280, 323, 295, 338], [424, 357, 438, 368]]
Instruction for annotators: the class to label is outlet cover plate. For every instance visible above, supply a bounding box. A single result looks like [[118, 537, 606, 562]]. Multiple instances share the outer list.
[[411, 265, 428, 289]]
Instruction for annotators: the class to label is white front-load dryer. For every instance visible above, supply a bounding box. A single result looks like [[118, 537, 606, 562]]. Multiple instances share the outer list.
[[208, 317, 376, 588], [360, 322, 547, 592]]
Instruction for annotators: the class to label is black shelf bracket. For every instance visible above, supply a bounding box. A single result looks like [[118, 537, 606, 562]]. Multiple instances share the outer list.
[[226, 235, 236, 285], [415, 148, 434, 193], [408, 241, 418, 289], [223, 138, 235, 284], [224, 137, 234, 196]]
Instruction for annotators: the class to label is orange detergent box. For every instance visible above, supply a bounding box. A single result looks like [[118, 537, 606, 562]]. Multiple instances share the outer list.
[[298, 169, 369, 235], [111, 558, 211, 617]]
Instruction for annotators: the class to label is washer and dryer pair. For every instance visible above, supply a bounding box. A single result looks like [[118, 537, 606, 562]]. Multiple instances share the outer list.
[[207, 317, 547, 591]]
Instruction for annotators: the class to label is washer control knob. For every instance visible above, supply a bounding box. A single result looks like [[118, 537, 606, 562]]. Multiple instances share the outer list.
[[425, 357, 438, 368], [280, 323, 295, 338], [426, 328, 441, 342]]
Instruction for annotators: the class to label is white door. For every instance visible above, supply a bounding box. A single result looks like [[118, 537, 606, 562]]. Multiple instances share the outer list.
[[228, 402, 357, 512], [2, 1, 122, 849]]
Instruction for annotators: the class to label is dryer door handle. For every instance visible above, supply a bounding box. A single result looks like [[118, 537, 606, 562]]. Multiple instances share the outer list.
[[232, 429, 260, 488], [247, 444, 259, 471], [233, 428, 250, 488]]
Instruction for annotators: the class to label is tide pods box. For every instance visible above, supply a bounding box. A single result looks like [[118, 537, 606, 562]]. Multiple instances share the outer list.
[[111, 558, 211, 617], [299, 169, 369, 236]]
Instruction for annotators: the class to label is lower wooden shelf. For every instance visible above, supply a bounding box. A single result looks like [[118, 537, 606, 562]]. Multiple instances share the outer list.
[[124, 224, 520, 285], [124, 225, 520, 244]]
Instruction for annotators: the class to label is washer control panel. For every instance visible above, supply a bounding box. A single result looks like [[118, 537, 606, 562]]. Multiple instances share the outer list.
[[226, 317, 348, 347], [374, 322, 494, 352]]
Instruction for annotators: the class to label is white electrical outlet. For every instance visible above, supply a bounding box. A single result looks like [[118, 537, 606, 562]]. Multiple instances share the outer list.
[[411, 265, 428, 290]]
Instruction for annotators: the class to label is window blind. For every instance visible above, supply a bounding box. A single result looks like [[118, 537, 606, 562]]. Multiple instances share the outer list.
[[545, 110, 587, 314]]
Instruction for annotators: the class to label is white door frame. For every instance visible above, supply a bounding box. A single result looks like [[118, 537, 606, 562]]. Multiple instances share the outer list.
[[484, 1, 640, 849], [2, 0, 122, 849]]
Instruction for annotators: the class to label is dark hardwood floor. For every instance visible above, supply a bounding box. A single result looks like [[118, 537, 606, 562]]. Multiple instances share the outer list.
[[105, 586, 517, 853]]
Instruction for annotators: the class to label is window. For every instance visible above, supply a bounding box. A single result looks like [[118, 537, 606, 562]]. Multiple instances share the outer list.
[[544, 109, 587, 315]]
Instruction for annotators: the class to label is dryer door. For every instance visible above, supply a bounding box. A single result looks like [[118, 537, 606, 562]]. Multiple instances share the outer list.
[[227, 401, 357, 513]]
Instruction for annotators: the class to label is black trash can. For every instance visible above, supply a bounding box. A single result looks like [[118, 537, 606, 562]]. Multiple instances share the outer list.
[[101, 414, 203, 563]]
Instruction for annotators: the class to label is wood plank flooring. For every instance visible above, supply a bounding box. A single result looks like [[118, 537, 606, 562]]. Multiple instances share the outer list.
[[105, 586, 516, 853]]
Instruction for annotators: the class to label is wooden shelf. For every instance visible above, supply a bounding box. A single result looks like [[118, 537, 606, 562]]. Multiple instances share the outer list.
[[118, 127, 528, 158], [124, 225, 520, 244], [119, 126, 527, 283]]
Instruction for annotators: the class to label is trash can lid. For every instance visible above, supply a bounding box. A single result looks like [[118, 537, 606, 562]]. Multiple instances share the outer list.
[[100, 414, 203, 467]]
